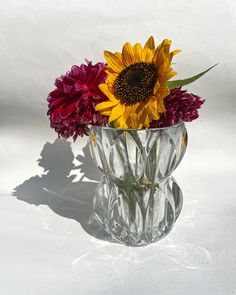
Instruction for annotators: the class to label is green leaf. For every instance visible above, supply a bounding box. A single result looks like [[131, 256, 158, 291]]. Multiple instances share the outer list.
[[166, 64, 218, 89]]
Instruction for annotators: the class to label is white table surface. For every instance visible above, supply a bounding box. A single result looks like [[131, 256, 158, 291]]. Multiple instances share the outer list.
[[1, 118, 236, 295]]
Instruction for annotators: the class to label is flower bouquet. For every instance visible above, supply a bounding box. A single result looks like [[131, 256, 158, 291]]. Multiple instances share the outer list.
[[47, 36, 215, 246]]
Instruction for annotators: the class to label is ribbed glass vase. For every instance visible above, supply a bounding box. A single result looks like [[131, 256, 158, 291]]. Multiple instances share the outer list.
[[88, 122, 187, 246]]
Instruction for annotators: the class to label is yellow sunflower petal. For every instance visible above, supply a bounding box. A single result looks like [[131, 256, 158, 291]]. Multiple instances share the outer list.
[[105, 73, 118, 90], [95, 100, 119, 112], [139, 109, 150, 128], [157, 99, 166, 113], [122, 42, 135, 66], [109, 104, 125, 122], [159, 84, 170, 97], [144, 36, 155, 50], [172, 49, 181, 56], [164, 71, 177, 82], [122, 105, 133, 128], [156, 87, 169, 112], [147, 98, 159, 120], [141, 46, 154, 63], [153, 81, 160, 94], [106, 66, 120, 74], [127, 104, 143, 128], [100, 110, 112, 116], [117, 105, 134, 128], [114, 114, 129, 129], [104, 51, 124, 73], [121, 105, 131, 121], [153, 39, 172, 64], [114, 51, 123, 60], [133, 43, 143, 63], [106, 73, 118, 83], [98, 84, 119, 102]]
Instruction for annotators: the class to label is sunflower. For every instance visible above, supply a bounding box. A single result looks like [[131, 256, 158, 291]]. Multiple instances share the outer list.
[[95, 36, 180, 129]]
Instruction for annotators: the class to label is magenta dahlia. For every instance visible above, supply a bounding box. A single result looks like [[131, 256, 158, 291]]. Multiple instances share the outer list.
[[150, 88, 205, 128], [47, 61, 108, 140]]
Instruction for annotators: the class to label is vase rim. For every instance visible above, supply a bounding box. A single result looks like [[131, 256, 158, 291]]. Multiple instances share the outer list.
[[91, 121, 185, 132]]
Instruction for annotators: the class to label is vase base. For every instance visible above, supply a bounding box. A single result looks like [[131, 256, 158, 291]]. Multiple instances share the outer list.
[[86, 176, 183, 247]]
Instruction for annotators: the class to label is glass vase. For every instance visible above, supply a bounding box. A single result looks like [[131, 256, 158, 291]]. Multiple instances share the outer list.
[[88, 122, 187, 246]]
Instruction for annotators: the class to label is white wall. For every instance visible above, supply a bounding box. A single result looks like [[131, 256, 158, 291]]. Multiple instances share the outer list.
[[1, 0, 236, 126]]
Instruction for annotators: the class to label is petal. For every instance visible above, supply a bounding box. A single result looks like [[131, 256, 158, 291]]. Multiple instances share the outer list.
[[118, 105, 132, 128], [113, 115, 127, 128], [133, 43, 143, 63], [159, 84, 170, 97], [104, 51, 124, 73], [59, 101, 77, 119], [153, 81, 160, 94], [95, 100, 119, 112], [141, 36, 155, 62], [141, 47, 154, 63], [172, 49, 181, 56], [105, 73, 118, 86], [144, 113, 150, 127], [144, 36, 155, 50], [147, 99, 159, 120], [122, 42, 135, 66], [154, 39, 171, 63], [138, 109, 149, 128], [109, 104, 125, 122], [99, 110, 111, 116], [127, 104, 141, 128], [163, 71, 177, 82], [98, 84, 119, 102]]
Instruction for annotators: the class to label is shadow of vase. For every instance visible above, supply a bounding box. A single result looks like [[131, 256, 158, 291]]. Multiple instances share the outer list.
[[12, 138, 111, 242]]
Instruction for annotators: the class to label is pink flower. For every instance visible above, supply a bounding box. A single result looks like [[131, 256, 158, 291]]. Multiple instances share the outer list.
[[47, 61, 108, 140], [150, 88, 205, 128]]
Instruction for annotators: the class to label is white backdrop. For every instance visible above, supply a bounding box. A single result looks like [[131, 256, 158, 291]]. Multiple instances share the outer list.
[[0, 0, 236, 294]]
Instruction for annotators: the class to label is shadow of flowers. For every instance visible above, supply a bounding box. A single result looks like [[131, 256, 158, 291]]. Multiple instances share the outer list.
[[12, 138, 104, 233], [11, 138, 216, 268]]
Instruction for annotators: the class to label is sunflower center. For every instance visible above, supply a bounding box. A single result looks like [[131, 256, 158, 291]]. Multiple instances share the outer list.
[[114, 62, 157, 105]]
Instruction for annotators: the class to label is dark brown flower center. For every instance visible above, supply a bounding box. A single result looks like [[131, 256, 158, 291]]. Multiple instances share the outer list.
[[114, 62, 157, 105]]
